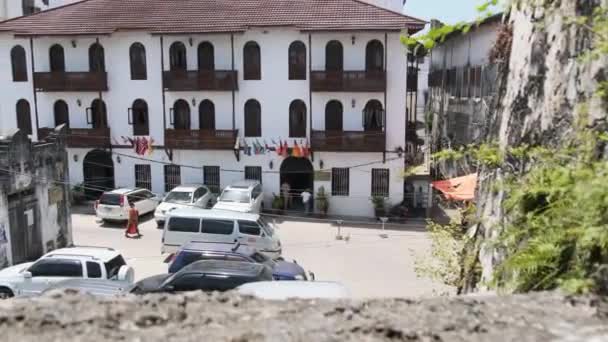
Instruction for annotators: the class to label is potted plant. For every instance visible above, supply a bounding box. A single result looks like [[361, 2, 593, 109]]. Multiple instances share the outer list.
[[71, 183, 86, 205], [271, 193, 284, 215], [371, 196, 387, 219], [316, 186, 329, 217]]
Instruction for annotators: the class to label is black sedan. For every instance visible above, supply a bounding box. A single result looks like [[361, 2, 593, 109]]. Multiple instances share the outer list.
[[132, 260, 273, 294]]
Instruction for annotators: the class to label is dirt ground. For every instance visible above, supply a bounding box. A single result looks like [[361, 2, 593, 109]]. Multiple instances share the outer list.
[[72, 205, 449, 298]]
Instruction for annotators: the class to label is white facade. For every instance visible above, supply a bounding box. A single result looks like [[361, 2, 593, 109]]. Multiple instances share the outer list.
[[0, 0, 77, 21], [0, 27, 411, 217]]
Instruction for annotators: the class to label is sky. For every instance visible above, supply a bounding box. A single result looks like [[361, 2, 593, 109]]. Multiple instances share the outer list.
[[403, 0, 494, 24]]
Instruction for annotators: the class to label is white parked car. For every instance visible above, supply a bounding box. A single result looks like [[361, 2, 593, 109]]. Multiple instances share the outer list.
[[236, 281, 350, 300], [95, 188, 160, 222], [161, 208, 281, 259], [0, 246, 134, 299], [154, 184, 216, 227], [213, 181, 264, 213]]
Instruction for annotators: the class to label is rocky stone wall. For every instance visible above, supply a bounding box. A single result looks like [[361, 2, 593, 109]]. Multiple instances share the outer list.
[[470, 0, 608, 291], [0, 292, 606, 341]]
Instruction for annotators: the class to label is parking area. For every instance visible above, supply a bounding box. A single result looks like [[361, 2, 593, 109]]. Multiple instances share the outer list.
[[72, 205, 448, 298]]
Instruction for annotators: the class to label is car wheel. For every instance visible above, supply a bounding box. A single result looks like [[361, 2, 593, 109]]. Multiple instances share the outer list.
[[0, 287, 14, 300]]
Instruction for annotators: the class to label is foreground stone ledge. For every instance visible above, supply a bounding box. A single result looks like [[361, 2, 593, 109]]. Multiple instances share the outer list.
[[0, 292, 607, 341]]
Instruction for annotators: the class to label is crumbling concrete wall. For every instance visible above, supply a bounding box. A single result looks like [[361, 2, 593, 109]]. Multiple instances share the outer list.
[[0, 128, 72, 267], [469, 0, 608, 291]]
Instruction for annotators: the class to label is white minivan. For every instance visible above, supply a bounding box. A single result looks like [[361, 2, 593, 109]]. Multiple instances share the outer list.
[[161, 208, 282, 259]]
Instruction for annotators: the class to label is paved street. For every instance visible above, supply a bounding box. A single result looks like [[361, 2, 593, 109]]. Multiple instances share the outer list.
[[72, 205, 448, 298]]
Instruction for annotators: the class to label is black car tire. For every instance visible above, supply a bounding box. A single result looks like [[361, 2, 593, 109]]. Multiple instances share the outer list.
[[0, 287, 14, 300]]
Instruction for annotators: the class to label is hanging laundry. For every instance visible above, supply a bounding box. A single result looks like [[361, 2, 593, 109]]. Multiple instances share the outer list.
[[255, 140, 263, 155], [300, 140, 308, 158], [147, 137, 155, 155], [276, 140, 283, 156], [281, 140, 289, 158], [292, 141, 301, 158]]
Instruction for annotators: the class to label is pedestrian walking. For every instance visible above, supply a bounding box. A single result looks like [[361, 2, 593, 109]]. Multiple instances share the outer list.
[[125, 202, 142, 239], [281, 181, 291, 210], [301, 188, 312, 215]]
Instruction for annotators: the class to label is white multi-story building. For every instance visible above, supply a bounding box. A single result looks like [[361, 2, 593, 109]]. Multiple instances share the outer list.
[[0, 0, 77, 20], [0, 0, 425, 217]]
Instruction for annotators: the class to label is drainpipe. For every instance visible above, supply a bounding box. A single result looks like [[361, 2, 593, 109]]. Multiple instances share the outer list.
[[29, 37, 40, 138], [383, 32, 387, 163], [231, 33, 235, 131], [308, 33, 312, 143]]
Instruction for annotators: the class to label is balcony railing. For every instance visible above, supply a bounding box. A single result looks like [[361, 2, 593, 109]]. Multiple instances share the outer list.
[[311, 130, 385, 152], [165, 129, 238, 150], [38, 127, 111, 148], [310, 70, 386, 92], [163, 70, 238, 91], [34, 72, 108, 92]]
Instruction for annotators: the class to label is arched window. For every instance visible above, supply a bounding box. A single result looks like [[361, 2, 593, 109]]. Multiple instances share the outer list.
[[16, 99, 32, 135], [22, 0, 36, 16], [169, 42, 187, 71], [11, 45, 27, 82], [197, 42, 214, 71], [199, 100, 215, 130], [363, 100, 384, 131], [49, 44, 65, 72], [288, 41, 306, 80], [243, 41, 261, 80], [366, 40, 384, 71], [289, 100, 307, 137], [89, 43, 105, 72], [90, 99, 108, 129], [172, 99, 190, 129], [244, 99, 261, 137], [325, 100, 343, 131], [53, 100, 69, 128], [129, 43, 147, 80], [325, 40, 343, 71], [132, 99, 149, 136]]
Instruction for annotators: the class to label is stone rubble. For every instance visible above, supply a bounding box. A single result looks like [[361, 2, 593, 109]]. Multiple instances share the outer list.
[[0, 291, 606, 341]]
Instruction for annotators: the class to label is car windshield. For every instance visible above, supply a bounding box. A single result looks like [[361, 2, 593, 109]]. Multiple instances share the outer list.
[[164, 191, 193, 204], [258, 217, 275, 236], [219, 189, 250, 203], [99, 193, 122, 206]]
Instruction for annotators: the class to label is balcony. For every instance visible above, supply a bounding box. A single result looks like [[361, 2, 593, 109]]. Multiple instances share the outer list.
[[163, 70, 238, 91], [310, 70, 386, 92], [38, 127, 111, 148], [33, 72, 108, 92], [311, 130, 385, 153], [165, 129, 238, 150]]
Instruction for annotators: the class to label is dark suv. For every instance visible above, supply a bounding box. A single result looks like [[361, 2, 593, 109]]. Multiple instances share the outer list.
[[167, 242, 310, 281], [132, 260, 273, 294]]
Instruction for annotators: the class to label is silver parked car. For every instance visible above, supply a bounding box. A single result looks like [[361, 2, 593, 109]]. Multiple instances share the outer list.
[[154, 184, 217, 227]]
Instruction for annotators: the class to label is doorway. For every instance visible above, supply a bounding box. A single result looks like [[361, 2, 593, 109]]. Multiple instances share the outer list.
[[280, 157, 314, 211], [83, 149, 115, 199], [8, 189, 42, 264]]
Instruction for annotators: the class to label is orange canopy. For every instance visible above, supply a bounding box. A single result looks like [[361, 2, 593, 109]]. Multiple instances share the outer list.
[[432, 173, 477, 201]]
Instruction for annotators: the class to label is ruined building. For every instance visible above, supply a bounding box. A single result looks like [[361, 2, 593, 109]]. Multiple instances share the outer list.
[[0, 126, 72, 268], [427, 14, 503, 178]]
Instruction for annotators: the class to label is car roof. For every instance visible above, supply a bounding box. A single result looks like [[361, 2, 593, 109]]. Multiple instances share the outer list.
[[225, 180, 260, 190], [169, 184, 205, 192], [237, 281, 350, 300], [105, 188, 138, 195], [44, 247, 120, 262], [44, 279, 132, 296], [180, 260, 268, 277], [168, 208, 260, 221], [181, 242, 257, 256]]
